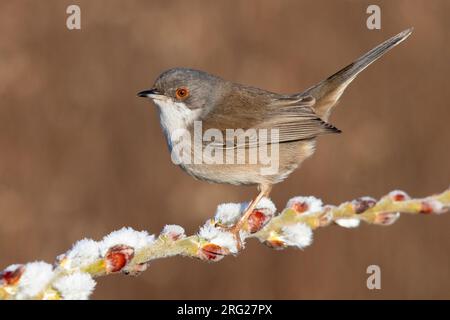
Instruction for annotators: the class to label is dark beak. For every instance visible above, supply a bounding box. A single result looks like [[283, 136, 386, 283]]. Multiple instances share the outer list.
[[137, 88, 161, 98]]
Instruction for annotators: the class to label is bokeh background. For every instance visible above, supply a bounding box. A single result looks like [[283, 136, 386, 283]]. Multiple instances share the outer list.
[[0, 0, 449, 299]]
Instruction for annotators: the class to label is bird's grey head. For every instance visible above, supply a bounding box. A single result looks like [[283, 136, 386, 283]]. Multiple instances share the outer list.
[[138, 68, 228, 146], [138, 68, 225, 112]]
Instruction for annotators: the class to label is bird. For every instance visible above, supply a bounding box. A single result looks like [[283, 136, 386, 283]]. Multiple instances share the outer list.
[[138, 28, 413, 245]]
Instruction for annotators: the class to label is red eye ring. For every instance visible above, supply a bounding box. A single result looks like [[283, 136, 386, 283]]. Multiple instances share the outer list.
[[175, 87, 189, 100]]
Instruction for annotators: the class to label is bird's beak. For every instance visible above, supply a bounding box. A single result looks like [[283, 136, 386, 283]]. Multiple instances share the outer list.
[[137, 88, 163, 99]]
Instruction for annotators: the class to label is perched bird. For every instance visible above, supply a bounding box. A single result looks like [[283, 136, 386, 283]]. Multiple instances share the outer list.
[[138, 28, 412, 243]]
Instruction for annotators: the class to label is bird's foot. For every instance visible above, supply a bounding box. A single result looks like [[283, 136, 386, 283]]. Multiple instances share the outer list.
[[215, 215, 248, 251], [223, 224, 244, 251], [215, 185, 272, 251], [232, 224, 246, 251]]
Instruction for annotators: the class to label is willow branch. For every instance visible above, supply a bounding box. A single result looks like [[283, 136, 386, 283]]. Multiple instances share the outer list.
[[1, 188, 449, 300]]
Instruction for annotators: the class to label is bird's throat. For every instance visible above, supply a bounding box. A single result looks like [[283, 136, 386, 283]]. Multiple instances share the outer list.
[[153, 98, 202, 150]]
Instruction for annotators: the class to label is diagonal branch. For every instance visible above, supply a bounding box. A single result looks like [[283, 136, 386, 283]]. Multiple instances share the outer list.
[[1, 188, 449, 300]]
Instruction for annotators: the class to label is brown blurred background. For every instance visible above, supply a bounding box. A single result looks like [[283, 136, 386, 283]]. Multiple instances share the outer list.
[[0, 0, 449, 299]]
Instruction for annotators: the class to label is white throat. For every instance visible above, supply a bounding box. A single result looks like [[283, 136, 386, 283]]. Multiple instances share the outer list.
[[153, 98, 202, 149]]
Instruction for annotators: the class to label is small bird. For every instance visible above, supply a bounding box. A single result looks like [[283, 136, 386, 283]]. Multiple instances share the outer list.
[[138, 28, 412, 243]]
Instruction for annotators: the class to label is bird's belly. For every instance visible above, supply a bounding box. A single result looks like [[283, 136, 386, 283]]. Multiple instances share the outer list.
[[179, 163, 269, 186], [175, 140, 317, 186]]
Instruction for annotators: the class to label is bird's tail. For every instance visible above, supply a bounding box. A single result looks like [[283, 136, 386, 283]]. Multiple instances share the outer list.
[[299, 28, 413, 120]]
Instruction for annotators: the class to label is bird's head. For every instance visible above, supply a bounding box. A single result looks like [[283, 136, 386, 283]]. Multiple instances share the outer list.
[[138, 68, 225, 112]]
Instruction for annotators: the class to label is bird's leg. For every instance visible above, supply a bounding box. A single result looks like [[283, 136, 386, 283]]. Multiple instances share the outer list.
[[224, 185, 272, 250]]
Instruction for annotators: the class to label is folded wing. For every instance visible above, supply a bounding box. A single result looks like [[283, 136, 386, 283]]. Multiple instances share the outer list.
[[200, 88, 339, 149]]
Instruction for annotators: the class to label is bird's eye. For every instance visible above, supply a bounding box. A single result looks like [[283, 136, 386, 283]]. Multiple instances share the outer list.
[[175, 87, 189, 100]]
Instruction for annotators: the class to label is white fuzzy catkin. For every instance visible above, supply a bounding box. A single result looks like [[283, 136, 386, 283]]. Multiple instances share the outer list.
[[280, 223, 313, 249], [214, 202, 245, 224], [161, 224, 186, 239], [16, 261, 54, 299], [99, 227, 155, 256], [53, 272, 96, 300], [335, 218, 361, 228], [4, 264, 22, 273], [198, 222, 238, 253], [255, 197, 276, 214], [63, 238, 100, 269], [214, 197, 276, 225], [286, 196, 323, 214]]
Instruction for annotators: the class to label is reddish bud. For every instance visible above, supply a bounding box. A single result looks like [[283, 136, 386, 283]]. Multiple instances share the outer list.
[[105, 245, 134, 273], [374, 212, 400, 225], [420, 202, 433, 214], [199, 243, 228, 262], [318, 210, 333, 226], [264, 239, 286, 250], [123, 262, 149, 276], [161, 225, 185, 241], [164, 231, 183, 241], [389, 191, 410, 202], [353, 197, 376, 214], [292, 202, 309, 213], [1, 265, 25, 286], [169, 234, 182, 241], [247, 210, 268, 233]]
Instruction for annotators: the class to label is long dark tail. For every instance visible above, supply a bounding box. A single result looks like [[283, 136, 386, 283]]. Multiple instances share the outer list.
[[299, 28, 413, 120]]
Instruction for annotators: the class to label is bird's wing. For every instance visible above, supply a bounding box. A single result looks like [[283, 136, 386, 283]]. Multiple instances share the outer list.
[[262, 95, 340, 143], [200, 89, 340, 149]]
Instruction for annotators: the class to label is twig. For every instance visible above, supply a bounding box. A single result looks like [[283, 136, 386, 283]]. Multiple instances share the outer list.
[[1, 188, 448, 300]]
